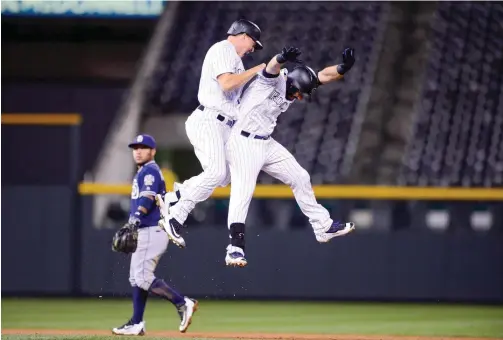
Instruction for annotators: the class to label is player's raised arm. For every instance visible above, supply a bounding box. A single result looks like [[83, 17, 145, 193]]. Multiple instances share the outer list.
[[217, 64, 266, 92], [265, 46, 303, 76], [317, 48, 355, 85]]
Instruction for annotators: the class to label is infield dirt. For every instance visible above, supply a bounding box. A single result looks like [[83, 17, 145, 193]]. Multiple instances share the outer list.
[[2, 329, 498, 340]]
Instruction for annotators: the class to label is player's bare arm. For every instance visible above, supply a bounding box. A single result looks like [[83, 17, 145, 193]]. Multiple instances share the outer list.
[[317, 65, 344, 83], [265, 57, 282, 75], [317, 48, 355, 85], [217, 63, 266, 92], [265, 46, 303, 75]]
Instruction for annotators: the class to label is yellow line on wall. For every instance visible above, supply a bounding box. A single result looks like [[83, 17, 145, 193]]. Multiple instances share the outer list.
[[78, 183, 503, 200], [1, 114, 82, 125]]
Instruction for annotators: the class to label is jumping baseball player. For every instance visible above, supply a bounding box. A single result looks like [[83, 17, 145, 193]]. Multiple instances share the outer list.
[[111, 134, 198, 335], [224, 47, 357, 267], [160, 19, 266, 248]]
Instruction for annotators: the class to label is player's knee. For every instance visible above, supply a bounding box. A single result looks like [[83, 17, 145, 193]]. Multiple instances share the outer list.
[[134, 274, 154, 291], [206, 165, 227, 186], [285, 169, 311, 189], [220, 173, 231, 187], [299, 169, 311, 185], [295, 169, 311, 188]]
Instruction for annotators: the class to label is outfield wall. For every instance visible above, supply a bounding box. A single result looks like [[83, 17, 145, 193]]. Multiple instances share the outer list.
[[2, 188, 502, 303]]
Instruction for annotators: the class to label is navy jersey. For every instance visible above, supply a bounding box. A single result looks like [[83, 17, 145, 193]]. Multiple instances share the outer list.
[[129, 160, 166, 228]]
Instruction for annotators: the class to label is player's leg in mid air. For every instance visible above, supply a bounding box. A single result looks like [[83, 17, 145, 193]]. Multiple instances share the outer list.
[[112, 226, 198, 335], [160, 108, 233, 248], [225, 132, 268, 267], [262, 140, 355, 242], [165, 168, 231, 210]]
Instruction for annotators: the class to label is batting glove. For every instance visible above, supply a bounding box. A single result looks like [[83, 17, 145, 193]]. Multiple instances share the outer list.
[[337, 47, 355, 75], [276, 46, 303, 64]]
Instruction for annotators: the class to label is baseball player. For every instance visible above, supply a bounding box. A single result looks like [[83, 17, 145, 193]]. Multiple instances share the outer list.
[[111, 134, 198, 335], [160, 19, 266, 248], [224, 47, 357, 267]]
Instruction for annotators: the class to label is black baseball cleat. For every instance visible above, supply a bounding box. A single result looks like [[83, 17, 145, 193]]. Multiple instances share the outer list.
[[160, 216, 186, 248], [157, 194, 186, 248]]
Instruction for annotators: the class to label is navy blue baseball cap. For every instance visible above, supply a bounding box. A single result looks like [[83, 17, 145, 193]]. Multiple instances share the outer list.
[[128, 134, 157, 149]]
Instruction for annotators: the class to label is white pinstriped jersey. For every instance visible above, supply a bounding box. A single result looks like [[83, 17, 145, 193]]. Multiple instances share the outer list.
[[197, 40, 245, 120], [236, 69, 294, 136]]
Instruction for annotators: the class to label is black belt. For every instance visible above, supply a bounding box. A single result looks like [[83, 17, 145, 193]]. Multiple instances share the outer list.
[[241, 130, 270, 140], [197, 105, 235, 127]]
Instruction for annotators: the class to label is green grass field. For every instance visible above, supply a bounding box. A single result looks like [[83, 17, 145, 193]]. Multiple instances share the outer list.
[[2, 298, 503, 340]]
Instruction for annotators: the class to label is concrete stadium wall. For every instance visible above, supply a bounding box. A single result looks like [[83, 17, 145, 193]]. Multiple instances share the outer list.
[[2, 188, 502, 303], [2, 83, 126, 180]]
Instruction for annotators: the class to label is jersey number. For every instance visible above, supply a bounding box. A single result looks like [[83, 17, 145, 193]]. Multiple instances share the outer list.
[[131, 179, 139, 199]]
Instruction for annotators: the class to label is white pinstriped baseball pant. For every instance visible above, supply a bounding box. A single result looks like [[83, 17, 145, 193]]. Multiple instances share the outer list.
[[169, 108, 232, 224], [226, 129, 333, 233]]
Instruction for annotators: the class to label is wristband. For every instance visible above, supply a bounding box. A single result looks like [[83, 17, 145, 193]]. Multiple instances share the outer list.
[[132, 196, 155, 224], [262, 69, 280, 78], [276, 54, 287, 64], [337, 64, 349, 75]]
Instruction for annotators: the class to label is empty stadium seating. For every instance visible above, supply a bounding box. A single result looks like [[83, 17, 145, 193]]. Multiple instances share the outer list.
[[146, 1, 503, 187], [146, 1, 389, 184], [399, 2, 503, 187]]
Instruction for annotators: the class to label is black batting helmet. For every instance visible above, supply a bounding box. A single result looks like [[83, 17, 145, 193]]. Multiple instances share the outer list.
[[227, 19, 263, 50], [286, 65, 320, 96]]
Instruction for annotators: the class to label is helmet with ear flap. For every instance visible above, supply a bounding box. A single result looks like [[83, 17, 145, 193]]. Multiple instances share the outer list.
[[286, 65, 320, 98]]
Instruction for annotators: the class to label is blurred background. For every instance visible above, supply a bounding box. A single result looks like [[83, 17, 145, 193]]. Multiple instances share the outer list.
[[2, 0, 503, 308]]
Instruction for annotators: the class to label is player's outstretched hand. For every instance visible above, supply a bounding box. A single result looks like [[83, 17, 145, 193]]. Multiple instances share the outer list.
[[342, 48, 355, 68], [337, 47, 355, 75], [276, 46, 303, 64]]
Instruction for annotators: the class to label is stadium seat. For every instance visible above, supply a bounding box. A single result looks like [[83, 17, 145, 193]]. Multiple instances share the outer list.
[[145, 1, 389, 184], [399, 2, 503, 187]]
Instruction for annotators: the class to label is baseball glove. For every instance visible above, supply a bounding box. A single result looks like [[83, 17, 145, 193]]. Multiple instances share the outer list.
[[112, 222, 139, 254]]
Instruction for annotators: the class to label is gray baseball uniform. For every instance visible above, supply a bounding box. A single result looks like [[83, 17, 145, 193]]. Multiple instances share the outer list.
[[128, 160, 168, 290]]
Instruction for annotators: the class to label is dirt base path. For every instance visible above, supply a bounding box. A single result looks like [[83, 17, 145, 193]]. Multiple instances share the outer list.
[[2, 329, 497, 340]]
